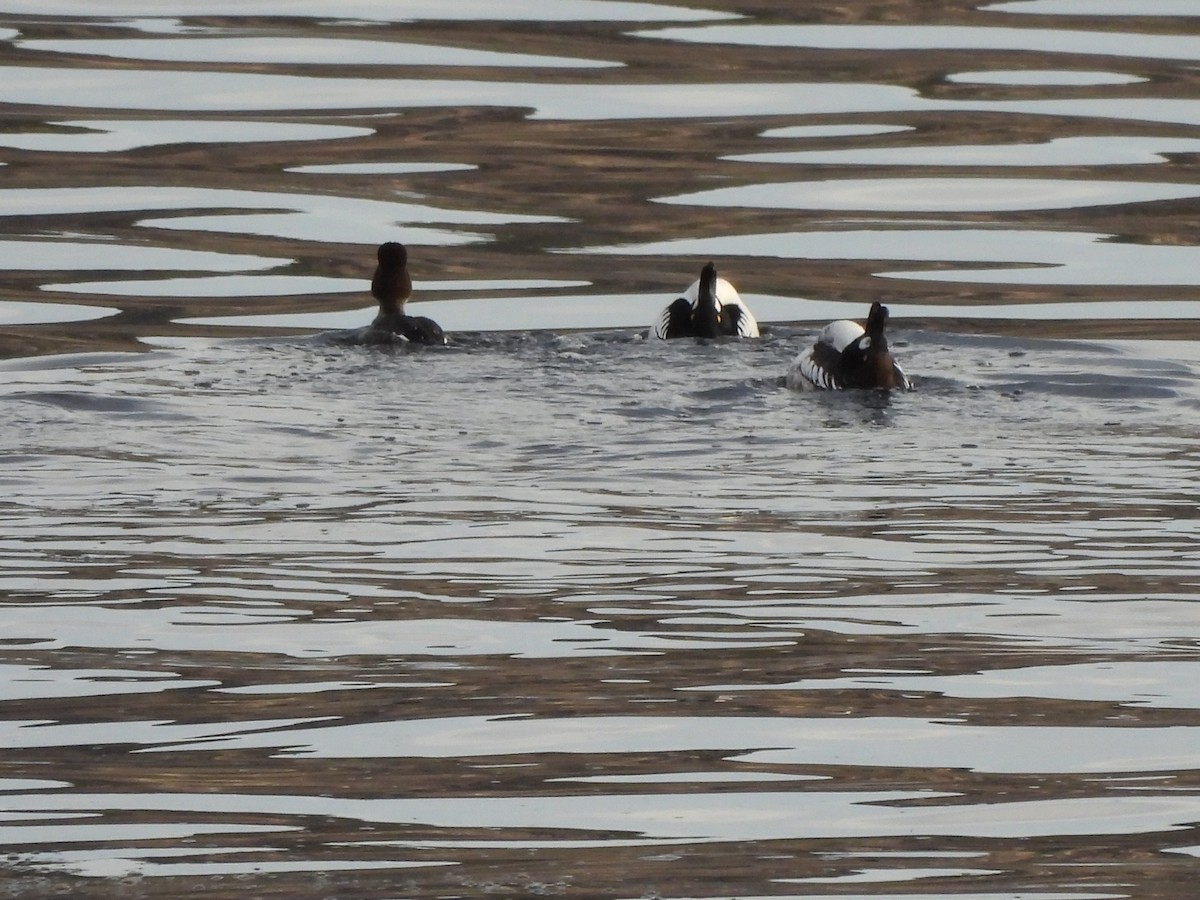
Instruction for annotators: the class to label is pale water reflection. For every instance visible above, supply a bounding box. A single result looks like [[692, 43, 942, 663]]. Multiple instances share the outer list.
[[0, 186, 562, 246], [0, 2, 1199, 899], [660, 178, 1200, 213], [47, 275, 584, 299], [727, 661, 1200, 709], [0, 0, 733, 21], [729, 136, 1200, 168], [637, 23, 1200, 62], [0, 299, 116, 325], [986, 0, 1200, 15], [946, 70, 1147, 87], [20, 36, 623, 69], [582, 229, 1200, 288], [289, 162, 477, 175], [0, 238, 280, 273], [0, 119, 374, 153]]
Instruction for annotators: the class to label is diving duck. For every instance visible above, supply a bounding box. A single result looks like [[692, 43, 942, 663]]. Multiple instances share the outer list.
[[370, 241, 446, 345], [652, 262, 760, 340], [787, 301, 910, 390]]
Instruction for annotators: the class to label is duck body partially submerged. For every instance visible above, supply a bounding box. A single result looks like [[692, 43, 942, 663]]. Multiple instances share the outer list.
[[369, 241, 446, 345], [787, 302, 910, 390], [652, 262, 760, 340]]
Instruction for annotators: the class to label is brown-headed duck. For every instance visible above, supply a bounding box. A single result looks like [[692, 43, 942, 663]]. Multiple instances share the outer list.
[[787, 301, 910, 390], [370, 241, 446, 345]]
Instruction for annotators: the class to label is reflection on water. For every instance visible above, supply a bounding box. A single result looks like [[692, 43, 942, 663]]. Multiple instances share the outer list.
[[580, 229, 1200, 288], [728, 136, 1200, 168], [20, 37, 624, 69], [946, 70, 1147, 86], [637, 23, 1200, 61], [986, 0, 1200, 15], [0, 119, 375, 153], [0, 185, 563, 246], [660, 177, 1200, 213], [0, 299, 117, 325], [0, 0, 733, 21], [0, 2, 1199, 899]]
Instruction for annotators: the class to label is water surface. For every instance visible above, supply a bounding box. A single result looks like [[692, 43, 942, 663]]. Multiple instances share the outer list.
[[0, 3, 1198, 899]]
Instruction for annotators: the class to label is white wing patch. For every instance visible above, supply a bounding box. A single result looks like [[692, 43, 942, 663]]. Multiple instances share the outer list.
[[651, 275, 760, 339], [816, 319, 865, 353], [651, 303, 675, 340], [713, 278, 760, 337], [787, 349, 838, 390], [787, 319, 864, 390]]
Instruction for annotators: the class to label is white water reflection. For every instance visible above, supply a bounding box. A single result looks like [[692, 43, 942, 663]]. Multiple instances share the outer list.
[[5, 65, 1200, 133], [0, 67, 919, 119], [47, 275, 585, 299], [47, 275, 361, 298], [0, 604, 789, 660], [947, 70, 1146, 86], [695, 661, 1200, 710], [0, 665, 215, 701], [215, 680, 444, 696], [789, 866, 1001, 885], [579, 228, 1200, 288], [985, 0, 1200, 15], [0, 186, 562, 246], [635, 591, 1200, 654], [289, 162, 476, 175], [3, 788, 1199, 843], [0, 0, 732, 22], [20, 850, 452, 880], [660, 177, 1200, 213], [112, 18, 217, 35], [0, 300, 116, 325], [21, 37, 622, 69], [637, 23, 1200, 62], [760, 124, 913, 139], [0, 119, 373, 153], [0, 822, 291, 848], [0, 718, 327, 751], [0, 238, 281, 272], [729, 136, 1200, 168], [141, 713, 1200, 776]]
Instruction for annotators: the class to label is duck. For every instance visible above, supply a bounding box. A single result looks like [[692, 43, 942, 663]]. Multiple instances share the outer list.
[[786, 301, 910, 390], [369, 241, 446, 345], [652, 262, 760, 340]]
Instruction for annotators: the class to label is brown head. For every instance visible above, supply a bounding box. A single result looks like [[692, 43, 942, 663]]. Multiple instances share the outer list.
[[371, 241, 412, 314], [862, 302, 898, 389]]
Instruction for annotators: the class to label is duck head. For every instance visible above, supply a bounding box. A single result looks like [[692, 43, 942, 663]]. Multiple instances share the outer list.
[[371, 241, 412, 314], [860, 301, 899, 389]]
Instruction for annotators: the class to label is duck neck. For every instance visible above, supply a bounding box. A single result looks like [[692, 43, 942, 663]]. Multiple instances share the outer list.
[[865, 345, 897, 389], [694, 268, 720, 338], [378, 295, 405, 316], [372, 268, 412, 317]]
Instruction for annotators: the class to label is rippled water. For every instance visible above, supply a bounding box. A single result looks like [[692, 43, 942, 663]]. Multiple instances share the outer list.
[[0, 3, 1199, 899]]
